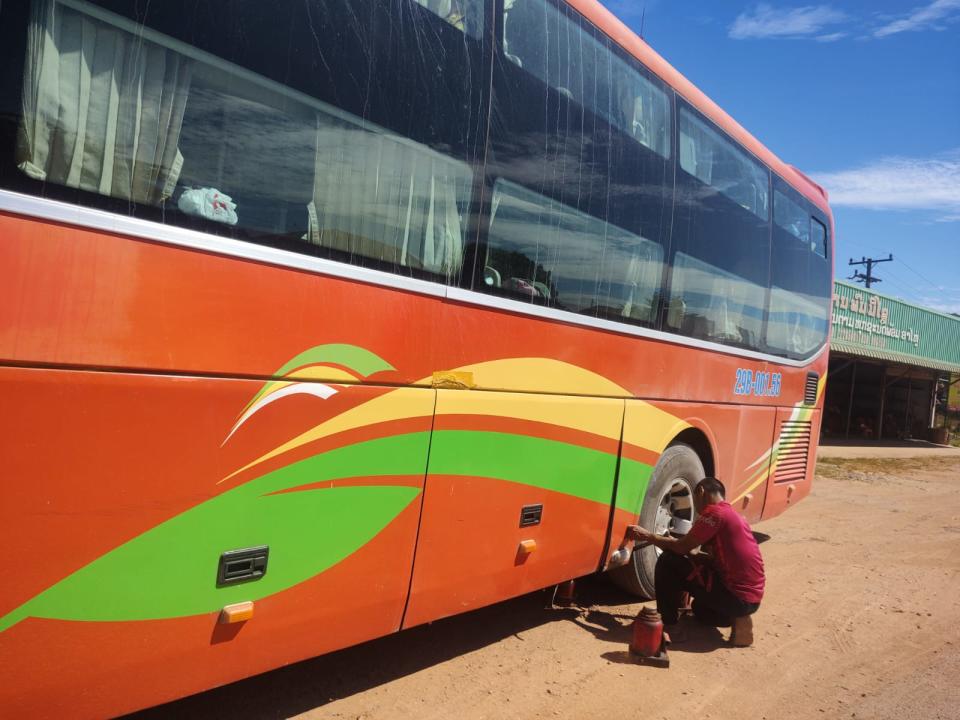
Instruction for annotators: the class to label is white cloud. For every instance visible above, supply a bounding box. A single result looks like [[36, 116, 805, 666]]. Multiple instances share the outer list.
[[812, 150, 960, 220], [915, 296, 960, 314], [727, 1, 960, 41], [873, 0, 960, 38], [729, 4, 847, 39]]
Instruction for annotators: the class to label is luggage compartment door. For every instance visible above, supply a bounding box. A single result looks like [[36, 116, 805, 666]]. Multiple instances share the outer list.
[[403, 390, 623, 628]]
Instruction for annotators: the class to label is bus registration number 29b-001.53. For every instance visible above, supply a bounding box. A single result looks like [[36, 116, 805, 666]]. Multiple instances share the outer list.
[[733, 368, 782, 398]]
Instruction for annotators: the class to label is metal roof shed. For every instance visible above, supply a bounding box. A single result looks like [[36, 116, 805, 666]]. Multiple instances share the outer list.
[[825, 282, 960, 442]]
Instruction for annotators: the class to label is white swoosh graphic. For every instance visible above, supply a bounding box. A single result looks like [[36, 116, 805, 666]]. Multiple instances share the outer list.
[[223, 383, 338, 445]]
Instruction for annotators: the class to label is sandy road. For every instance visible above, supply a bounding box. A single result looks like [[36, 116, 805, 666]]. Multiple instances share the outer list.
[[133, 456, 960, 720]]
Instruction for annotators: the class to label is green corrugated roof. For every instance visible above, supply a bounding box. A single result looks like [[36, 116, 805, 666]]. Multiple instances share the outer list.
[[830, 281, 960, 372], [830, 340, 960, 373]]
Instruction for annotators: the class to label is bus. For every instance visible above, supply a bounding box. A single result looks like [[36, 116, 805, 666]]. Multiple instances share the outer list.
[[0, 0, 833, 715]]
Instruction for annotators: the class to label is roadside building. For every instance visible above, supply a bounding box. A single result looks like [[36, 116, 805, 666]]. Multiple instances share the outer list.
[[824, 281, 960, 443]]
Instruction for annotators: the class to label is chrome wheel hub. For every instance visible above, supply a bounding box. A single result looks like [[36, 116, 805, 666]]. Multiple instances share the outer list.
[[652, 478, 695, 554]]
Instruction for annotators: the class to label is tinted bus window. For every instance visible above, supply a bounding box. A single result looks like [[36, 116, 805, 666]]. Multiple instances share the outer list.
[[503, 0, 602, 107], [810, 216, 828, 258], [679, 110, 768, 219], [773, 189, 810, 245], [503, 0, 669, 159], [1, 0, 487, 284], [414, 0, 485, 37], [484, 1, 671, 328], [668, 105, 770, 351], [603, 47, 673, 328], [484, 1, 609, 297], [767, 185, 831, 357], [609, 49, 671, 159], [484, 179, 663, 322]]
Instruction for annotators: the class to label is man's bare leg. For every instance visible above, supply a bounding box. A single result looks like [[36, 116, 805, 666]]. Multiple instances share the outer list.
[[731, 615, 754, 647]]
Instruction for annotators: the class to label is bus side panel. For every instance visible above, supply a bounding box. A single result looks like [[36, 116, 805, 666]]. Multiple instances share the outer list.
[[0, 209, 821, 410], [762, 407, 822, 520], [0, 210, 445, 387], [402, 391, 623, 628], [0, 366, 432, 719], [726, 405, 778, 523], [640, 400, 778, 520]]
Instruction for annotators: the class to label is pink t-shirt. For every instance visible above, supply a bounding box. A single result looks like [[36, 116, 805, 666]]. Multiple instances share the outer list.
[[687, 501, 765, 604]]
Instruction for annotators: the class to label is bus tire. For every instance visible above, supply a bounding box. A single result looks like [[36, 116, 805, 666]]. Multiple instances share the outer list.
[[609, 443, 704, 598]]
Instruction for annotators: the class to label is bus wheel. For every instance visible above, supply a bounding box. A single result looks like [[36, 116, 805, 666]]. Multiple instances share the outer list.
[[609, 443, 704, 598]]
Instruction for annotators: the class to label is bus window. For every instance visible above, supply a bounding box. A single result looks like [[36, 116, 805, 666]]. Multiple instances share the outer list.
[[773, 189, 811, 246], [669, 105, 770, 351], [305, 120, 471, 280], [505, 0, 596, 105], [609, 52, 670, 159], [596, 224, 665, 324], [767, 185, 831, 357], [669, 252, 767, 348], [811, 217, 828, 258], [767, 285, 828, 358], [679, 109, 768, 219], [503, 0, 669, 160], [15, 0, 193, 209], [484, 179, 663, 324], [7, 0, 479, 284], [412, 0, 484, 37], [503, 0, 616, 123]]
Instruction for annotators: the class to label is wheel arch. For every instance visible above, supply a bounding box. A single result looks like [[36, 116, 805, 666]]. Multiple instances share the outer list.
[[667, 426, 716, 478]]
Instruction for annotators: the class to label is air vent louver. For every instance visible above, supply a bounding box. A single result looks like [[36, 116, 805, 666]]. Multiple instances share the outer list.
[[774, 420, 812, 484], [804, 373, 819, 406]]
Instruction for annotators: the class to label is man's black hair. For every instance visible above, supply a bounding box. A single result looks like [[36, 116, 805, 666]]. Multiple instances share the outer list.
[[696, 476, 726, 498]]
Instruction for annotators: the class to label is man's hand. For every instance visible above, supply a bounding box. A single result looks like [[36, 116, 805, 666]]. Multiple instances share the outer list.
[[626, 524, 702, 556], [626, 525, 656, 544]]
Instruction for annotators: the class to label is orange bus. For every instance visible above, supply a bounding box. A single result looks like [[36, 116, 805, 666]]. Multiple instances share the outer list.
[[0, 0, 833, 715]]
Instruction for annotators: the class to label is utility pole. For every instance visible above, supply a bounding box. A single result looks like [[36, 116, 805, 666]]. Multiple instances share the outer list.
[[849, 254, 893, 289]]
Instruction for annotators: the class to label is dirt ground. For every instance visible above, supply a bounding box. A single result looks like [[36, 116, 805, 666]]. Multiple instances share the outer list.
[[134, 456, 960, 720]]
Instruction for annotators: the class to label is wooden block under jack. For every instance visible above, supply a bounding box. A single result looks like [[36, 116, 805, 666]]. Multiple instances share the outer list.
[[628, 638, 670, 668]]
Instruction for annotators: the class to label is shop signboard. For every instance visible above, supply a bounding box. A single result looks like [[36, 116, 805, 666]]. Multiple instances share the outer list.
[[831, 281, 960, 372]]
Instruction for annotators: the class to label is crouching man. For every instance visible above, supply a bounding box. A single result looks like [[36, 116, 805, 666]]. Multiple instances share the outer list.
[[626, 477, 764, 646]]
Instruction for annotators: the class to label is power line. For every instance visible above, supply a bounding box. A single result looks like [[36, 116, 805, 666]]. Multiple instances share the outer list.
[[896, 256, 941, 291], [876, 271, 920, 301]]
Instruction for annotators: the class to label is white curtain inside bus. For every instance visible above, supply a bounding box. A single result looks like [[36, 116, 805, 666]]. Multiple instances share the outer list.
[[669, 252, 765, 347], [307, 121, 467, 280], [16, 0, 192, 205], [15, 0, 470, 281], [767, 286, 829, 356]]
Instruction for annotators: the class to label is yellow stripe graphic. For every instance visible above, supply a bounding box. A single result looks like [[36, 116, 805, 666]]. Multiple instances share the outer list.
[[222, 358, 679, 483]]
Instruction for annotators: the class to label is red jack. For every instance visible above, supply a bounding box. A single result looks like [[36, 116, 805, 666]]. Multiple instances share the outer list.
[[629, 607, 670, 668]]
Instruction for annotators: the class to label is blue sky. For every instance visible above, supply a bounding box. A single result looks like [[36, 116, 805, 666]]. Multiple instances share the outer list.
[[605, 0, 960, 313]]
